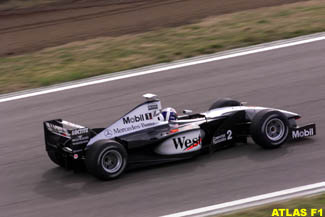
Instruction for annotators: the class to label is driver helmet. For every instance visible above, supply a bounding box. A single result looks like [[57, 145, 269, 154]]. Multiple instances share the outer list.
[[161, 107, 177, 121]]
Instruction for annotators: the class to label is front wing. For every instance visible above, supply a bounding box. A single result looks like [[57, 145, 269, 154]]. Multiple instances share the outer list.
[[289, 123, 316, 140]]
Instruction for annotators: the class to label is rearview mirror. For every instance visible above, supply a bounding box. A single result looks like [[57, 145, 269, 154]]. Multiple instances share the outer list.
[[183, 109, 193, 114]]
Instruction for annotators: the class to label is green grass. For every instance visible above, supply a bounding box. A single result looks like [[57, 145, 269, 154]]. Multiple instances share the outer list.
[[215, 194, 325, 217], [1, 0, 325, 94]]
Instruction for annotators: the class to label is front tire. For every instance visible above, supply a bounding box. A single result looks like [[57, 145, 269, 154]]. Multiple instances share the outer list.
[[209, 98, 241, 110], [250, 110, 289, 149], [85, 140, 127, 180]]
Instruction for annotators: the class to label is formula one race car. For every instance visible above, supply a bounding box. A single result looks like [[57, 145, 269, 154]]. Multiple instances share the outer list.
[[44, 94, 316, 180]]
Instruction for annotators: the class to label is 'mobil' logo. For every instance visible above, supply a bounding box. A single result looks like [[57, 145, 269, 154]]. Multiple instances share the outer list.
[[123, 113, 153, 124], [292, 128, 314, 139]]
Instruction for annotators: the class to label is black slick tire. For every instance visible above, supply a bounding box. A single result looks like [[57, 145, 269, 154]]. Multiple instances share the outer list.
[[85, 140, 127, 180], [209, 98, 241, 110], [250, 110, 289, 149]]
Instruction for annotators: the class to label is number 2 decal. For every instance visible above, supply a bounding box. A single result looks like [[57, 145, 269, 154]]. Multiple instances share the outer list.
[[227, 130, 232, 140]]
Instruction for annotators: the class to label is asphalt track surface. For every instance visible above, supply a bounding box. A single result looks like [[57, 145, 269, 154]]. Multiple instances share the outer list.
[[0, 40, 324, 217]]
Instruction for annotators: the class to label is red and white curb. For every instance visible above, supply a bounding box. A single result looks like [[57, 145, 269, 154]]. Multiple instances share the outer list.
[[161, 182, 325, 217]]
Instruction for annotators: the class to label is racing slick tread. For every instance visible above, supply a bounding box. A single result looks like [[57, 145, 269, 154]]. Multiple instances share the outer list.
[[85, 140, 128, 180], [250, 110, 289, 149], [209, 98, 241, 110]]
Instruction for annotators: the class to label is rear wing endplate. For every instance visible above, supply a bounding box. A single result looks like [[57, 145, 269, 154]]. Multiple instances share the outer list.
[[44, 119, 90, 148]]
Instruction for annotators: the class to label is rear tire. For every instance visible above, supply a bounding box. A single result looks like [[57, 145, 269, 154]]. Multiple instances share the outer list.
[[250, 110, 289, 149], [209, 98, 241, 110], [85, 140, 127, 180]]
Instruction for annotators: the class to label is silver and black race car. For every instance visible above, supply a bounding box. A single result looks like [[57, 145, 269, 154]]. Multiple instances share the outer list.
[[44, 94, 316, 180]]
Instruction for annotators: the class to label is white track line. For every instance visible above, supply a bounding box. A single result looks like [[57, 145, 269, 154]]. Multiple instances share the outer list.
[[1, 34, 325, 103], [161, 182, 325, 217]]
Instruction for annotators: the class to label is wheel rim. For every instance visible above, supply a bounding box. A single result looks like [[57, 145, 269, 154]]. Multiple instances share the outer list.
[[101, 150, 123, 173], [265, 118, 285, 142]]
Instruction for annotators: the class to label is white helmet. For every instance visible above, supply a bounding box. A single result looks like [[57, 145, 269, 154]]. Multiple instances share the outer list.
[[161, 107, 177, 121]]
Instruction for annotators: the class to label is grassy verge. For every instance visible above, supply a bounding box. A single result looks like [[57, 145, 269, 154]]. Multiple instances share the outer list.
[[1, 0, 325, 94], [215, 194, 325, 217]]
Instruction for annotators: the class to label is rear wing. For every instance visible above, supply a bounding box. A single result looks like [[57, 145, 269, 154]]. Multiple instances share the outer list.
[[44, 119, 90, 151]]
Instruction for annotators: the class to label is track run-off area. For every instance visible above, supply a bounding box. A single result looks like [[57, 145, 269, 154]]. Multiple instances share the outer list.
[[0, 35, 324, 217]]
